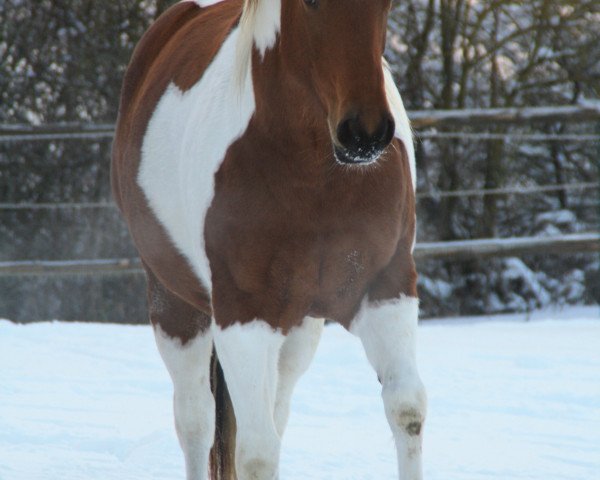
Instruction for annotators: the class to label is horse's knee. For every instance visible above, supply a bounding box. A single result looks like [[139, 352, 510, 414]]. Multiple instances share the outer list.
[[237, 456, 278, 480], [382, 377, 427, 438], [173, 387, 215, 438], [236, 431, 280, 480]]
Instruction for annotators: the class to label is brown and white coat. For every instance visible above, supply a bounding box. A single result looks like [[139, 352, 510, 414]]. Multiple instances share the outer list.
[[112, 0, 426, 478]]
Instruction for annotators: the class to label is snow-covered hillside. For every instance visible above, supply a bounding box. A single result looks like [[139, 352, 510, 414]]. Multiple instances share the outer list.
[[1, 307, 599, 480]]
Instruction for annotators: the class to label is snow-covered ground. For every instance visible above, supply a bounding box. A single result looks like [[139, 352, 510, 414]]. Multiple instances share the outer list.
[[1, 307, 599, 480]]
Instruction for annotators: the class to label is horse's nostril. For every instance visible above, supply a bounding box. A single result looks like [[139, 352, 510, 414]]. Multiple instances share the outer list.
[[337, 113, 395, 155], [372, 114, 395, 148], [336, 116, 363, 150], [381, 116, 395, 145]]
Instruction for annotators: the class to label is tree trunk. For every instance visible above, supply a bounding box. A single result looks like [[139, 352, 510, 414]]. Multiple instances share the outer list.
[[480, 9, 504, 239]]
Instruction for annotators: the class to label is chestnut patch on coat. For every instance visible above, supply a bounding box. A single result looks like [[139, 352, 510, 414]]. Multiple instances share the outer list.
[[112, 1, 242, 341]]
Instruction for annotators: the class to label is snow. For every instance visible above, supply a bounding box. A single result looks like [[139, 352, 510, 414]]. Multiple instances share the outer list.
[[501, 257, 552, 307], [1, 307, 599, 480], [535, 210, 577, 229]]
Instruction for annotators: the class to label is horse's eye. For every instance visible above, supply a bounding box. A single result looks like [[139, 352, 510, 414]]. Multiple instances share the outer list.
[[304, 0, 319, 9]]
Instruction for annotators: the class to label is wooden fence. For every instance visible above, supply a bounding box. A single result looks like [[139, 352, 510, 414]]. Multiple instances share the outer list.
[[1, 105, 598, 277], [2, 104, 600, 142], [0, 232, 598, 277]]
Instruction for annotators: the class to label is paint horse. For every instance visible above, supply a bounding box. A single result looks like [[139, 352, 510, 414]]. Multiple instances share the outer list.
[[112, 0, 426, 478]]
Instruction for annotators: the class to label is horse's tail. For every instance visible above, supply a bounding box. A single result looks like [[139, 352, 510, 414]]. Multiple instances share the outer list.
[[209, 349, 237, 480]]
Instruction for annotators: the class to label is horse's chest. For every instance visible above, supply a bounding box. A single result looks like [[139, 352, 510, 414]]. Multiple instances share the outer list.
[[205, 176, 401, 323]]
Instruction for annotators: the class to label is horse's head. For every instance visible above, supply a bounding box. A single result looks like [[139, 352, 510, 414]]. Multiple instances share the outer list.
[[281, 0, 395, 165]]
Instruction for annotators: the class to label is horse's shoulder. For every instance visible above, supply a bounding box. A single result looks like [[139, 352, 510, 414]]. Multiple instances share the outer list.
[[119, 2, 201, 114]]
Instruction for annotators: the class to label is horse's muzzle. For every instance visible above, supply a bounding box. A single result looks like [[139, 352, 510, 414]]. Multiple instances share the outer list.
[[333, 145, 384, 165]]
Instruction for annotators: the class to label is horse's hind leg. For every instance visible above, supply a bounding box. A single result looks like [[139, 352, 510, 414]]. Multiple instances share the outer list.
[[213, 320, 285, 480], [274, 317, 324, 436], [147, 271, 214, 480]]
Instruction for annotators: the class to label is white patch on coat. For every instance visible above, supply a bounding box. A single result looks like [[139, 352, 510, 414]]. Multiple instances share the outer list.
[[212, 320, 285, 479], [190, 0, 224, 6], [351, 296, 427, 480], [138, 28, 255, 289], [383, 63, 416, 192], [154, 325, 215, 480], [274, 317, 324, 435]]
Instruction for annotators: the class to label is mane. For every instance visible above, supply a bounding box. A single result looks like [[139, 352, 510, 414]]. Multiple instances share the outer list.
[[234, 0, 281, 91]]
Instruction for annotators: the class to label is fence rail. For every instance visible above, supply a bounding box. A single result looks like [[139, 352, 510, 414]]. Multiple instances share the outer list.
[[416, 132, 598, 141], [0, 181, 597, 211], [0, 123, 114, 142], [0, 258, 142, 277], [2, 233, 597, 277], [1, 105, 599, 142], [412, 232, 599, 261], [1, 106, 597, 277], [409, 104, 600, 129]]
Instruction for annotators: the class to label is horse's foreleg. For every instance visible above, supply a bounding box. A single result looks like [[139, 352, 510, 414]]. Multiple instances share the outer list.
[[213, 321, 285, 480], [274, 317, 324, 436], [351, 296, 427, 480]]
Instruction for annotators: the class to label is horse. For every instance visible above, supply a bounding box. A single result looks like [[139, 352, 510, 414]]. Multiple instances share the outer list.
[[111, 0, 426, 478]]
